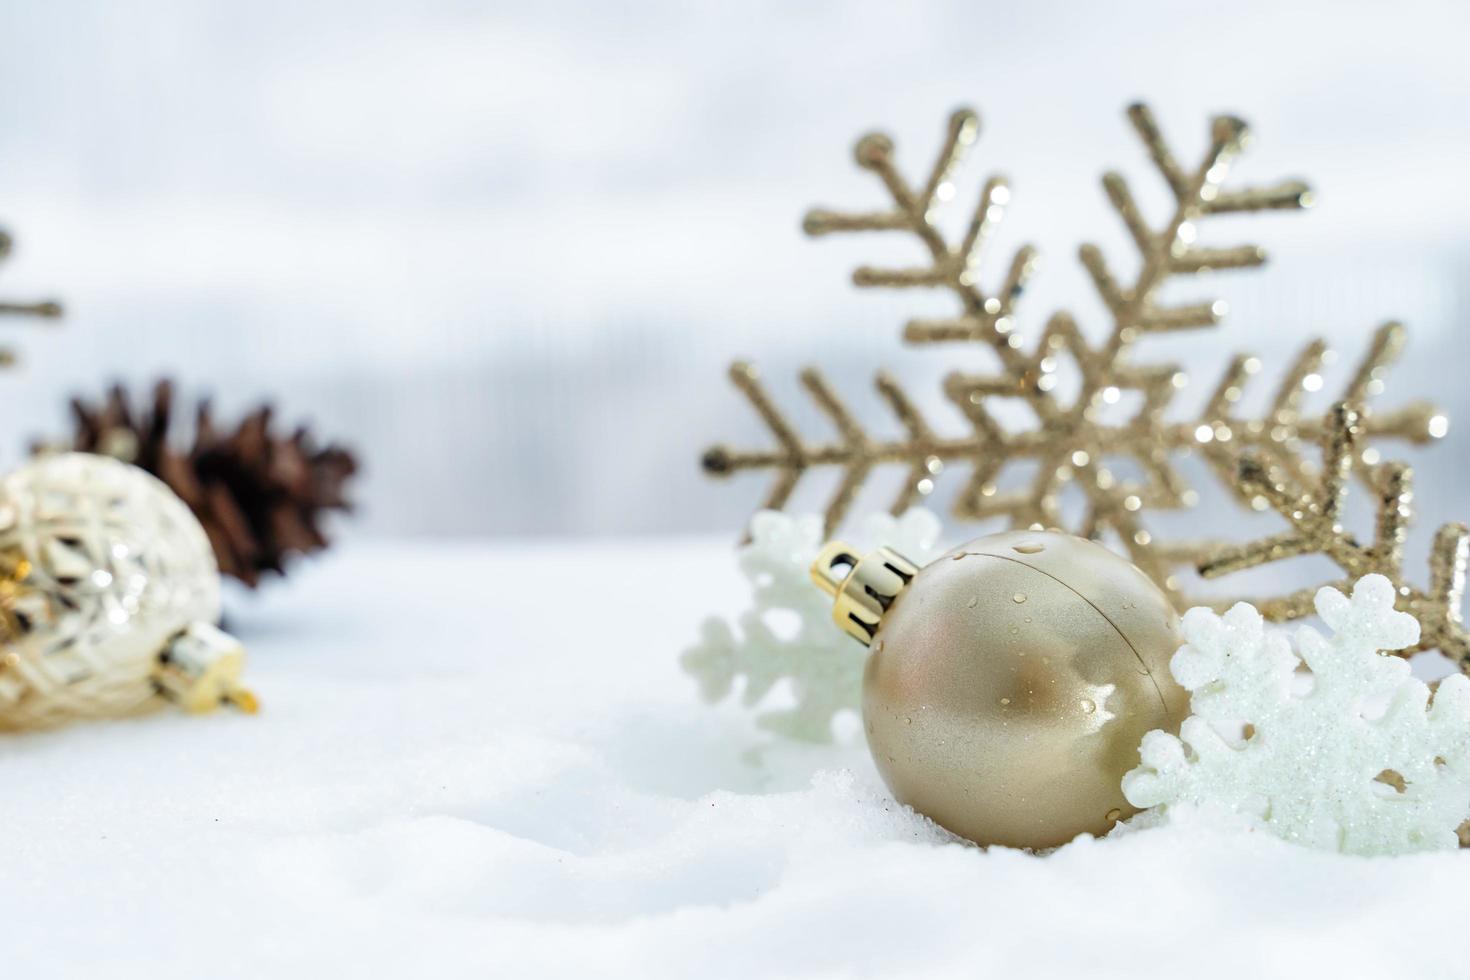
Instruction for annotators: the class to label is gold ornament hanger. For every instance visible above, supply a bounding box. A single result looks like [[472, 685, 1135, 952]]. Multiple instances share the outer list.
[[704, 104, 1445, 612]]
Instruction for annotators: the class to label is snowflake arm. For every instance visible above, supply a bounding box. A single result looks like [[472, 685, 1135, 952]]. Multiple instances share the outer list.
[[681, 508, 944, 742], [1198, 401, 1469, 665], [0, 227, 62, 364], [1123, 575, 1470, 855]]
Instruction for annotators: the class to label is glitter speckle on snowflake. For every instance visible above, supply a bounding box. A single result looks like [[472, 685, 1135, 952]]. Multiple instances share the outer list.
[[681, 508, 943, 742], [1123, 574, 1470, 855]]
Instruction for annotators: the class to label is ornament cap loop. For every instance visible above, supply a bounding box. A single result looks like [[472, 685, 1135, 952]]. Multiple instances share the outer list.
[[811, 541, 919, 646], [154, 621, 258, 715]]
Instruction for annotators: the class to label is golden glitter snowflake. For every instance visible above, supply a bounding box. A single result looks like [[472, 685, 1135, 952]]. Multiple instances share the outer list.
[[0, 225, 61, 364], [1200, 402, 1467, 665], [703, 104, 1445, 609]]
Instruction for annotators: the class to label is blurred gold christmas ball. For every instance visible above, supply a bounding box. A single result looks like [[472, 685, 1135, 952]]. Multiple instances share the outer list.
[[813, 529, 1185, 849], [0, 452, 254, 730]]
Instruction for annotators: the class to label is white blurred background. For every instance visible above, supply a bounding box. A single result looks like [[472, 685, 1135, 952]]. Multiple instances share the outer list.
[[0, 0, 1466, 562]]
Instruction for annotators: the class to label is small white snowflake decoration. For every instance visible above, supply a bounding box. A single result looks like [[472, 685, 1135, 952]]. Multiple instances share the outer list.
[[681, 508, 943, 742], [1123, 574, 1470, 855]]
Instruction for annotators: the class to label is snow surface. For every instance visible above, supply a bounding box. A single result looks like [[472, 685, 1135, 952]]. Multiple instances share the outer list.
[[1, 539, 1466, 979]]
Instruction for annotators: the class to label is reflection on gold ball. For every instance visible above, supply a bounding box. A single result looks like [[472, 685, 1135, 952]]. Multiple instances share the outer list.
[[861, 530, 1185, 849]]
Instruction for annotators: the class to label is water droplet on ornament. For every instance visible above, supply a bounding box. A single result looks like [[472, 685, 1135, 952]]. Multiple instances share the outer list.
[[1012, 542, 1044, 555], [951, 553, 966, 561], [1106, 808, 1122, 822], [967, 596, 978, 608], [904, 716, 912, 725], [1012, 593, 1027, 603], [1024, 617, 1032, 623], [1000, 697, 1011, 706], [1081, 698, 1096, 714], [1008, 625, 1019, 634], [872, 639, 884, 653]]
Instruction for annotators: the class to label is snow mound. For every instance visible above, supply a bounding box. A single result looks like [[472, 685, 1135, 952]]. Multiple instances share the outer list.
[[0, 542, 1463, 979]]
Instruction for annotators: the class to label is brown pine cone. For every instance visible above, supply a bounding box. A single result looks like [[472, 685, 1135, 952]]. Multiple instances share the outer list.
[[56, 379, 358, 587]]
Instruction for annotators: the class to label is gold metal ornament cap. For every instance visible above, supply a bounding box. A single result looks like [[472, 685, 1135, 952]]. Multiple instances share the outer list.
[[155, 621, 258, 715], [810, 542, 919, 645]]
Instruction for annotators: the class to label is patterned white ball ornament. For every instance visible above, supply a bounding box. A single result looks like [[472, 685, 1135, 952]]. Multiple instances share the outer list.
[[0, 452, 255, 730]]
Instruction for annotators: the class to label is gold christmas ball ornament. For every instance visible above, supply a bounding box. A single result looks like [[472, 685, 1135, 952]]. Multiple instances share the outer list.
[[812, 529, 1186, 849], [0, 453, 256, 730]]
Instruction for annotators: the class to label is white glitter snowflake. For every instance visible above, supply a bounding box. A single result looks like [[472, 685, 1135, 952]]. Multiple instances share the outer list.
[[1123, 574, 1470, 855], [682, 508, 944, 742]]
